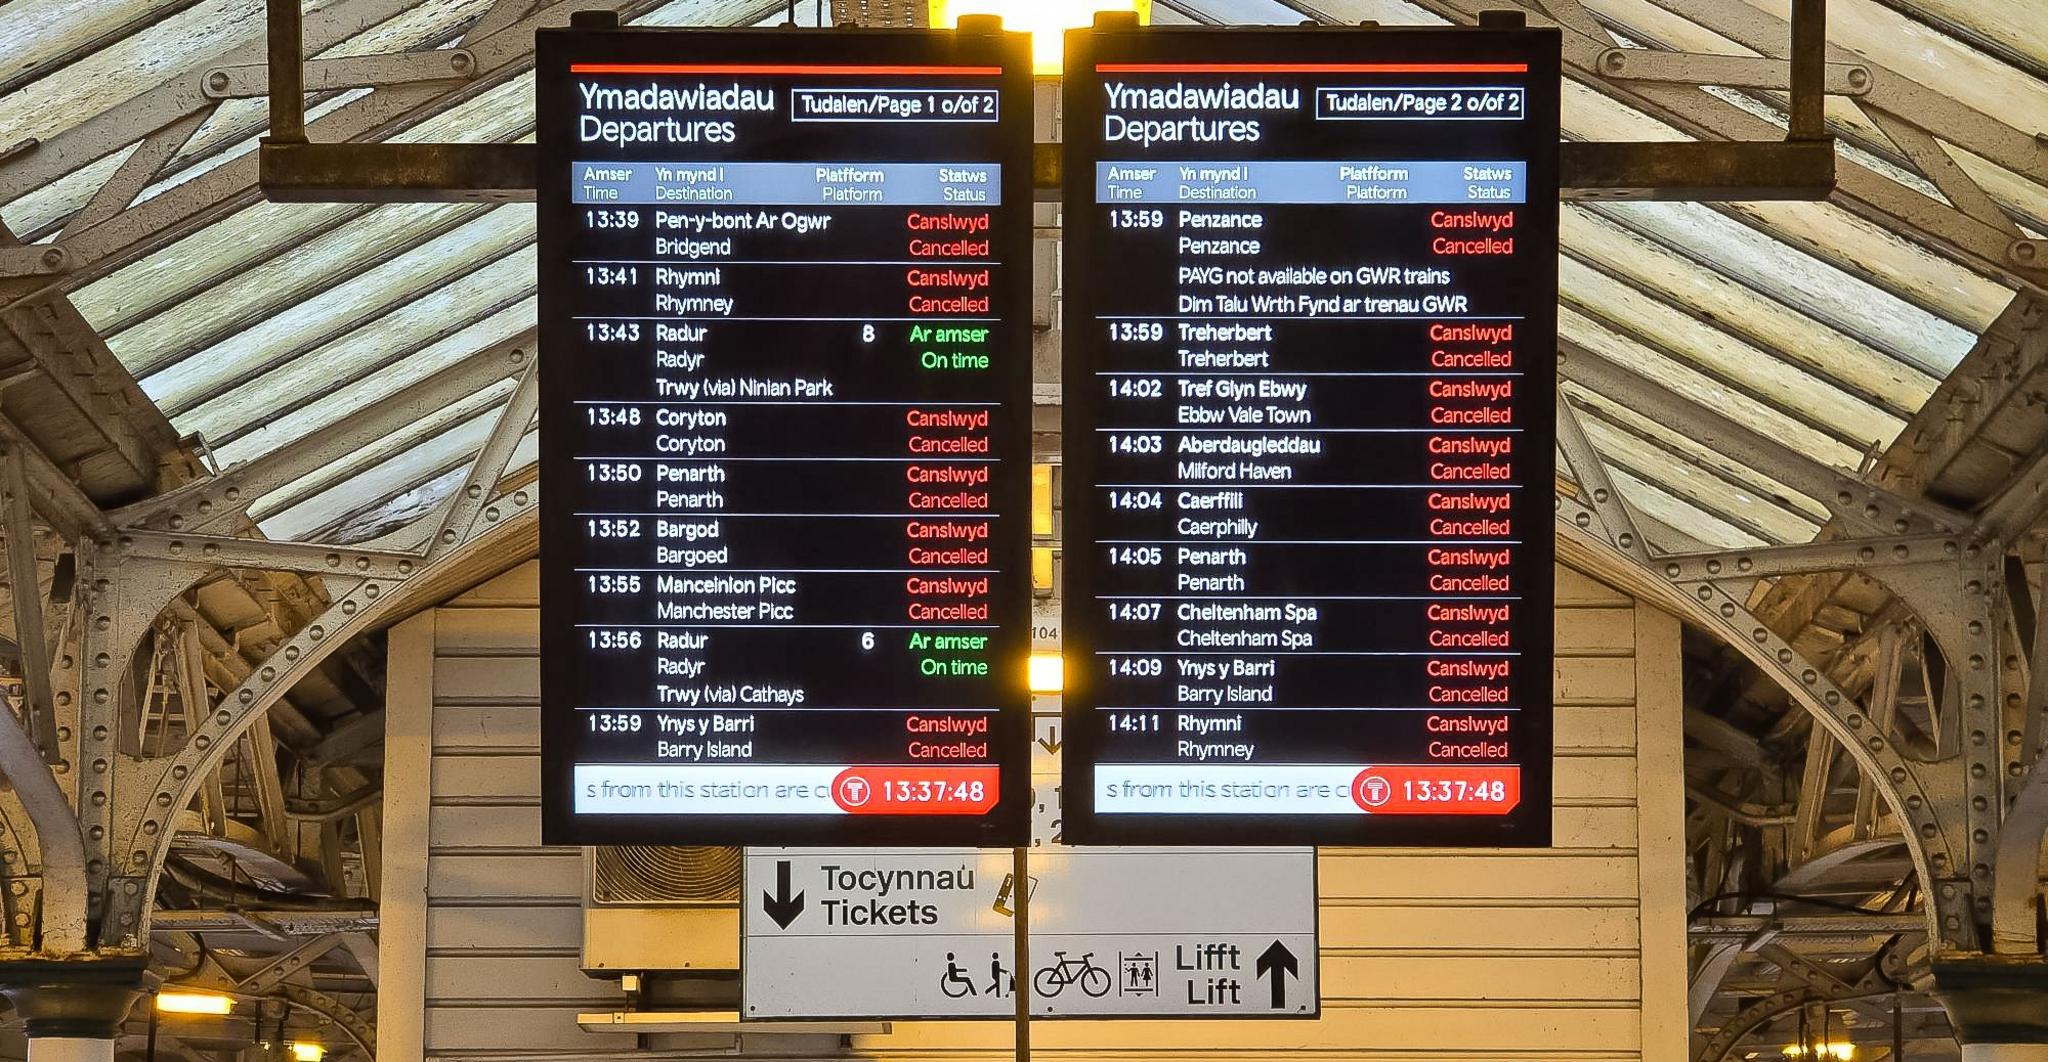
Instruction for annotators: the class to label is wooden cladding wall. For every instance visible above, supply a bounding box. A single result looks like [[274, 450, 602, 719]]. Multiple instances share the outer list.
[[380, 561, 1688, 1061]]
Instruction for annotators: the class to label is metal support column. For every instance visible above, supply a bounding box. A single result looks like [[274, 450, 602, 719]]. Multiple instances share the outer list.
[[264, 0, 306, 144], [0, 958, 150, 1062], [1787, 0, 1827, 141], [1932, 960, 2048, 1061], [1012, 846, 1030, 1062]]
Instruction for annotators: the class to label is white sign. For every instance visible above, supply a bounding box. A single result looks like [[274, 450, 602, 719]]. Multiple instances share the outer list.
[[744, 848, 1018, 1019], [742, 846, 1316, 1020], [1027, 846, 1316, 1017]]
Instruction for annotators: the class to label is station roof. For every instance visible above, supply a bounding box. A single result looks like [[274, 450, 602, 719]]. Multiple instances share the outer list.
[[2, 0, 2039, 552]]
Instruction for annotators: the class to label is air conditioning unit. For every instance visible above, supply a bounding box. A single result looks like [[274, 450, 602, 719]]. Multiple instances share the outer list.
[[582, 846, 741, 973]]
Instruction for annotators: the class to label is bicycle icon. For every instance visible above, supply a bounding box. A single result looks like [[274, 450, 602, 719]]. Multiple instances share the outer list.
[[1033, 951, 1112, 998]]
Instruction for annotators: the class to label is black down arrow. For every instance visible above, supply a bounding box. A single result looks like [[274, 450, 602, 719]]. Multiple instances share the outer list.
[[762, 859, 805, 929]]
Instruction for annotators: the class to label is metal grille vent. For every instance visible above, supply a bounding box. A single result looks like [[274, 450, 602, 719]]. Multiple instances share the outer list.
[[591, 845, 742, 905], [828, 0, 929, 27]]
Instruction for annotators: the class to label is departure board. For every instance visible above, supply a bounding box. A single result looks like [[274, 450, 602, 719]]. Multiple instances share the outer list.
[[1061, 26, 1560, 846], [537, 27, 1034, 846]]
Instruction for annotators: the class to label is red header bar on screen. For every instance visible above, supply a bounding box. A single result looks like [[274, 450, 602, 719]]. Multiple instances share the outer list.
[[570, 63, 1003, 75], [1096, 62, 1529, 73]]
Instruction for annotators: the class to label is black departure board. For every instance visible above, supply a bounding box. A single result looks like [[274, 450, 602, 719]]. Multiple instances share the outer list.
[[1061, 26, 1560, 846], [536, 27, 1034, 846]]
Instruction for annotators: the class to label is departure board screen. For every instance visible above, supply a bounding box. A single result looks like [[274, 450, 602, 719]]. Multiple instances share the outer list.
[[537, 28, 1033, 846], [1062, 27, 1560, 846]]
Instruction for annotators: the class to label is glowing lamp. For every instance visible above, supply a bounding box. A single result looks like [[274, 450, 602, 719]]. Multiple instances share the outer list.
[[289, 1043, 327, 1062], [156, 991, 234, 1015], [1028, 651, 1064, 692], [930, 1, 1152, 74], [1031, 546, 1055, 592], [1031, 463, 1055, 535]]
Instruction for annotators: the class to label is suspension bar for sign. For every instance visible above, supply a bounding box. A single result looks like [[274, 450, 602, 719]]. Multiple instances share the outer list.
[[204, 49, 479, 99]]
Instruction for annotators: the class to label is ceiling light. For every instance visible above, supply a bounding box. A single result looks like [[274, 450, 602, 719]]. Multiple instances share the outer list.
[[930, 1, 1152, 75], [156, 991, 233, 1015], [1028, 651, 1064, 692]]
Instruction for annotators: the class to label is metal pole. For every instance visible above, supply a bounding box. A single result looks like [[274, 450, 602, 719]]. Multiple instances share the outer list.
[[266, 0, 307, 143], [1013, 845, 1030, 1062], [1787, 0, 1826, 140], [144, 996, 156, 1062]]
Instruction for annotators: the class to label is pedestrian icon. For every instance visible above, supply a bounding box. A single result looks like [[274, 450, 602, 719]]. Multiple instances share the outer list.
[[989, 952, 1013, 997]]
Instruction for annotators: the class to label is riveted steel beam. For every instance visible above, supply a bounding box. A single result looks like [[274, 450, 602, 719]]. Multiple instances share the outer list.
[[1792, 723, 1839, 865], [20, 0, 663, 297], [1974, 446, 2048, 547], [1408, 0, 2048, 294], [111, 336, 530, 535], [1991, 765, 2048, 952], [1556, 497, 1966, 947], [274, 982, 375, 1056], [113, 531, 422, 582], [1690, 913, 1926, 938], [58, 111, 209, 242], [236, 932, 345, 994], [1562, 342, 1971, 536], [1695, 941, 1907, 1062], [1593, 48, 1871, 96], [116, 483, 538, 937], [1866, 111, 2023, 239], [204, 49, 477, 99], [1556, 393, 1649, 560], [1645, 517, 2011, 924], [1640, 0, 2048, 187], [1656, 535, 1968, 582], [430, 361, 537, 559], [0, 248, 72, 280], [0, 0, 421, 205], [0, 704, 86, 953], [2, 450, 58, 759]]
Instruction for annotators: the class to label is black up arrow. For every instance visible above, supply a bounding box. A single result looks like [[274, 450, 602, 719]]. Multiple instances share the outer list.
[[762, 860, 805, 929], [1256, 940, 1298, 1009]]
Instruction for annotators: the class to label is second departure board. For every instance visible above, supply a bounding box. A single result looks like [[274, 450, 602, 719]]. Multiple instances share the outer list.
[[1062, 26, 1560, 846], [537, 27, 1033, 846]]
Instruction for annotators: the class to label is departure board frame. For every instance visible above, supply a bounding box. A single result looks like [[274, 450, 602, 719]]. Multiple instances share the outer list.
[[537, 26, 1035, 847], [1061, 25, 1561, 848]]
